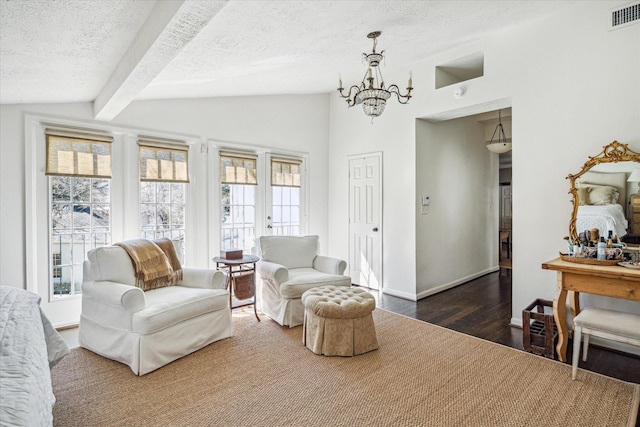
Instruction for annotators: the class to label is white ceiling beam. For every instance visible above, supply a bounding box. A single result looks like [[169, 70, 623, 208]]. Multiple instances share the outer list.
[[93, 0, 227, 121]]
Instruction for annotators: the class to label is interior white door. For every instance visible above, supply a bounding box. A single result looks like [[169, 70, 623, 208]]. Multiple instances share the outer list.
[[348, 153, 382, 289]]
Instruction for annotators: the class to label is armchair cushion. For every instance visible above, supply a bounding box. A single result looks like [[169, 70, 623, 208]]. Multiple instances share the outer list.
[[279, 268, 351, 299], [133, 286, 228, 334], [258, 235, 319, 269]]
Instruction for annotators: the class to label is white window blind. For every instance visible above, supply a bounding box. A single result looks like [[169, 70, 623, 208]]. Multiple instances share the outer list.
[[220, 151, 258, 185], [271, 157, 302, 187], [45, 128, 112, 178], [138, 138, 190, 183]]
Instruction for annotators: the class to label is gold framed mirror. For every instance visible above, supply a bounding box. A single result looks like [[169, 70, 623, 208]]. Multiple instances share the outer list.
[[567, 141, 640, 244]]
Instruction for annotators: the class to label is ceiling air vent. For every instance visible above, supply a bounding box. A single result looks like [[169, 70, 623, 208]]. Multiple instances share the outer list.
[[608, 2, 640, 30]]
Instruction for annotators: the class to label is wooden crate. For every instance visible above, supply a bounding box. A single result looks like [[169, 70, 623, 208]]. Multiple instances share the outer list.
[[522, 299, 558, 359]]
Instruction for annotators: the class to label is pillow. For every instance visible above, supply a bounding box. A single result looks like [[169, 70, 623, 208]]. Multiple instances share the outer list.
[[585, 184, 619, 205], [576, 187, 590, 206]]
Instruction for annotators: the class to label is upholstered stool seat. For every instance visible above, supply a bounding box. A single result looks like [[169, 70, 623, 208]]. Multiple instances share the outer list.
[[572, 307, 640, 379], [301, 286, 378, 356]]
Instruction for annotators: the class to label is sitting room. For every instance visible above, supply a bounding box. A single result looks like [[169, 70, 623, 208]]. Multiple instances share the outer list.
[[1, 1, 639, 426]]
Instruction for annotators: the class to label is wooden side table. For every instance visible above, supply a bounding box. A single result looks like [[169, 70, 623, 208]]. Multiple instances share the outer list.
[[541, 257, 640, 362], [212, 255, 260, 321]]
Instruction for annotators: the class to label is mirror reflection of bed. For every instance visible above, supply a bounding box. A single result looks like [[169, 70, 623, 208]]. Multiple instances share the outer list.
[[576, 162, 638, 245]]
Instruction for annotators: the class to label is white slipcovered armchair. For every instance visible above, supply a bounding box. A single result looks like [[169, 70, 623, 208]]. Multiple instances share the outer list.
[[256, 235, 351, 327], [79, 244, 233, 375]]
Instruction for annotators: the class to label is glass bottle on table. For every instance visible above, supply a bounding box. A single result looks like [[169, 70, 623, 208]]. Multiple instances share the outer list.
[[597, 237, 606, 260]]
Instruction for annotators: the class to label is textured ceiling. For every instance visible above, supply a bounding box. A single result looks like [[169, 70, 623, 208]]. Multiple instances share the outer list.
[[0, 0, 156, 104], [0, 0, 579, 117]]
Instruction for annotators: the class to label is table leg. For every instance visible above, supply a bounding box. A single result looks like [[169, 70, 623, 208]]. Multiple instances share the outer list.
[[253, 300, 260, 321], [553, 271, 568, 362], [569, 291, 580, 320], [253, 271, 260, 321], [226, 267, 233, 311]]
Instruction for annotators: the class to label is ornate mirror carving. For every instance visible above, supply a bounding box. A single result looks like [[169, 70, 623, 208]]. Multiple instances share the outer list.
[[567, 141, 640, 243]]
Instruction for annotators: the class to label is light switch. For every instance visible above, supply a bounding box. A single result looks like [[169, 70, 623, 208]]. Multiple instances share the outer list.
[[422, 195, 430, 206]]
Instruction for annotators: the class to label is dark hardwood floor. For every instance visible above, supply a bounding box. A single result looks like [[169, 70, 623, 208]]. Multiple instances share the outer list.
[[368, 268, 640, 385]]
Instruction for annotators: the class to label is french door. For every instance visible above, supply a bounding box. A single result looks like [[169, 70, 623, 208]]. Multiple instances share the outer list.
[[218, 151, 306, 254]]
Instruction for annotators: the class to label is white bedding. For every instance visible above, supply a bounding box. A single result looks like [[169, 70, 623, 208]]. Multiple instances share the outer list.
[[576, 204, 628, 238], [0, 286, 69, 427]]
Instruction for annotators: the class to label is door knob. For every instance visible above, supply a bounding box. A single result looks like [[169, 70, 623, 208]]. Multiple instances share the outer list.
[[372, 227, 378, 232]]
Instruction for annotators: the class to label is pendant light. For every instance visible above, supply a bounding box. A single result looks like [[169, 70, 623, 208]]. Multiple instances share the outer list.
[[486, 110, 512, 153]]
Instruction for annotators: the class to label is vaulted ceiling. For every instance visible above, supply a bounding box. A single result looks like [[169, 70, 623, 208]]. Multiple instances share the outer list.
[[0, 0, 578, 120]]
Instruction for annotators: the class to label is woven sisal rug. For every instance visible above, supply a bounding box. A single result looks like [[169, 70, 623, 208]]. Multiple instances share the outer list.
[[52, 309, 639, 426]]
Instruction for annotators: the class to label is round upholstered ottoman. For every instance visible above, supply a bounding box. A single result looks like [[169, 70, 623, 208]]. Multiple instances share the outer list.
[[301, 286, 378, 356]]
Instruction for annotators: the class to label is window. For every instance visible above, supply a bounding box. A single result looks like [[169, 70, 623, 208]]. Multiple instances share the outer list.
[[138, 138, 189, 263], [46, 128, 112, 298], [52, 253, 61, 279], [220, 151, 258, 252], [270, 157, 302, 236]]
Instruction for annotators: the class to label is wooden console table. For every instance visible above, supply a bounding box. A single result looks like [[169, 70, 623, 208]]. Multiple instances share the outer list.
[[541, 257, 640, 362]]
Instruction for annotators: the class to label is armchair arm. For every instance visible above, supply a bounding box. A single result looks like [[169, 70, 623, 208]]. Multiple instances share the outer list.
[[256, 261, 289, 283], [180, 268, 225, 289], [82, 281, 146, 312], [313, 255, 347, 275]]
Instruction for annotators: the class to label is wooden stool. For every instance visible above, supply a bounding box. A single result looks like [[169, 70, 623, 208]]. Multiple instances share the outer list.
[[572, 307, 640, 379]]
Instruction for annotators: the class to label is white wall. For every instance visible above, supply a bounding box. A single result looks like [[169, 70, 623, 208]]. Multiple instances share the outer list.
[[327, 1, 640, 324], [0, 94, 330, 290], [415, 116, 499, 297], [109, 95, 331, 266], [328, 98, 419, 299], [1, 103, 96, 290]]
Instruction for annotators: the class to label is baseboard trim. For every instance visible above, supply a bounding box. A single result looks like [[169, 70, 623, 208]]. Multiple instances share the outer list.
[[55, 323, 79, 331], [381, 288, 417, 301], [416, 266, 500, 300]]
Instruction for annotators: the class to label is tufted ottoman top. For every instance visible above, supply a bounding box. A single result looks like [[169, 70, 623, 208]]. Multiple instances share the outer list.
[[301, 286, 376, 319]]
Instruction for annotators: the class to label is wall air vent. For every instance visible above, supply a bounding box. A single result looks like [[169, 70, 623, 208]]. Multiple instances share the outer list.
[[608, 2, 640, 30]]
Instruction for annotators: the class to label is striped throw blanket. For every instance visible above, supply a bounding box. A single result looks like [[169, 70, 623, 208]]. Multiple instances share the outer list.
[[115, 238, 183, 290]]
